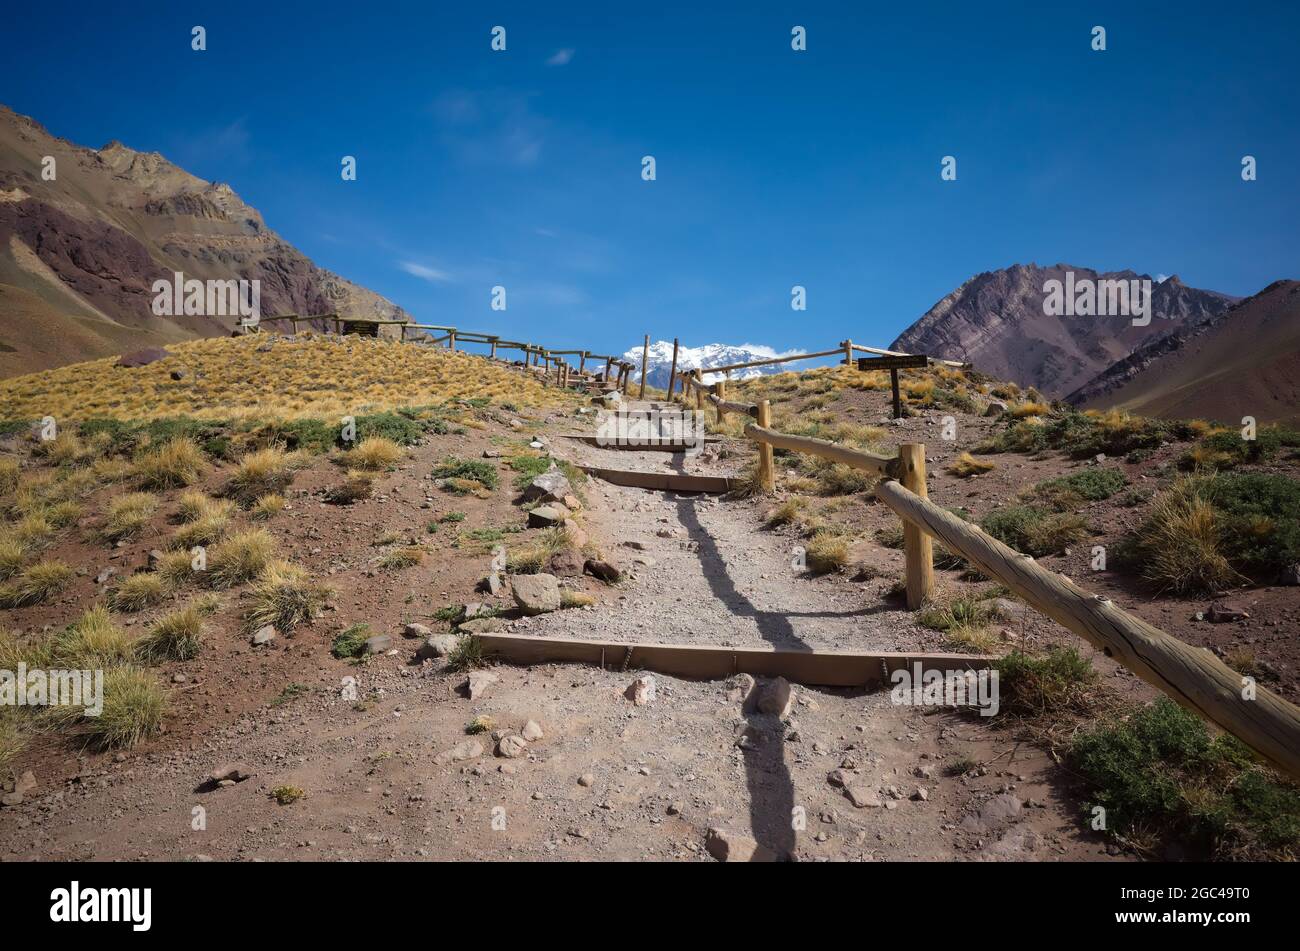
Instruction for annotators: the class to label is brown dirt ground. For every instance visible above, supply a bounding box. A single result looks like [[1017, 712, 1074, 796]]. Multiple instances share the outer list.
[[0, 366, 1294, 861]]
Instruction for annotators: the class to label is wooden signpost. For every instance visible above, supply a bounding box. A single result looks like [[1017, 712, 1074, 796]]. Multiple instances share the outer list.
[[858, 354, 929, 419]]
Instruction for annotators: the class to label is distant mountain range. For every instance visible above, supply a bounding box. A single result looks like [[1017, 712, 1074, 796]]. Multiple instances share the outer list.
[[0, 104, 405, 377], [621, 341, 820, 389], [891, 263, 1237, 399]]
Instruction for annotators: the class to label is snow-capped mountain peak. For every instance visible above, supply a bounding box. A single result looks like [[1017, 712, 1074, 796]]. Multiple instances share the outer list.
[[621, 341, 817, 389]]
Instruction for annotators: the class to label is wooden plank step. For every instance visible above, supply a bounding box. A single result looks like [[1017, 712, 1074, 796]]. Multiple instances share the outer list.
[[578, 465, 735, 493], [476, 632, 996, 687], [559, 433, 722, 452]]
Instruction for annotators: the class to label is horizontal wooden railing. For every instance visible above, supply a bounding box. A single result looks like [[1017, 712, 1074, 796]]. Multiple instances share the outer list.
[[673, 362, 1300, 779], [876, 480, 1300, 779]]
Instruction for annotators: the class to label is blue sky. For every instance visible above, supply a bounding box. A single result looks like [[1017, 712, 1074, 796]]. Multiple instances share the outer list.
[[3, 1, 1297, 357]]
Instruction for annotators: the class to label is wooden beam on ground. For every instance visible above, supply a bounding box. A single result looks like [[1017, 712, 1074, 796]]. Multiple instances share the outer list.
[[875, 479, 1300, 779], [578, 466, 735, 493], [559, 434, 722, 452], [745, 421, 899, 478], [475, 633, 995, 688]]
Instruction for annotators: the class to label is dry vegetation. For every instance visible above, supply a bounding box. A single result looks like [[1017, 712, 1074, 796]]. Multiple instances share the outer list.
[[0, 332, 569, 423]]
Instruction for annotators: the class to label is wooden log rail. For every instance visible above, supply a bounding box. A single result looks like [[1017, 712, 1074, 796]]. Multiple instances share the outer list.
[[875, 479, 1300, 779], [745, 422, 899, 478]]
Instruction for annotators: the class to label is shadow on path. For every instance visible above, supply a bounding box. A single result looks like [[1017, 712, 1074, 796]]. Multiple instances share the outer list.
[[671, 483, 810, 860]]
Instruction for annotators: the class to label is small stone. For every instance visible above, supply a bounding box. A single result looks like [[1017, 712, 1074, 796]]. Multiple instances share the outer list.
[[527, 504, 570, 528], [912, 787, 929, 802], [753, 676, 794, 718], [624, 674, 656, 706], [496, 734, 528, 758], [208, 763, 254, 784], [704, 827, 776, 863], [403, 622, 432, 638], [458, 617, 503, 634], [577, 773, 595, 787], [845, 786, 882, 808], [416, 634, 461, 660], [251, 625, 276, 646], [522, 470, 573, 505], [94, 568, 117, 585], [462, 671, 499, 699], [363, 634, 392, 655], [1207, 602, 1250, 623], [434, 740, 484, 766], [584, 559, 622, 584], [521, 719, 544, 742], [511, 573, 561, 615]]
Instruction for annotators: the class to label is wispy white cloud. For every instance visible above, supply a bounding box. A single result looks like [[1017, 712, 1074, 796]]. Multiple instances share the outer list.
[[399, 261, 454, 283], [546, 48, 575, 66], [430, 89, 547, 167]]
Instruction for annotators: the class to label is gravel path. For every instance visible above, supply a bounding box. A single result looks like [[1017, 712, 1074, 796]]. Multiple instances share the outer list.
[[523, 438, 935, 654]]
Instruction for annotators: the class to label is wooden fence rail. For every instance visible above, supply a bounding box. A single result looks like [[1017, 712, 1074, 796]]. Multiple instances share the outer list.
[[675, 354, 1300, 779], [876, 480, 1300, 779]]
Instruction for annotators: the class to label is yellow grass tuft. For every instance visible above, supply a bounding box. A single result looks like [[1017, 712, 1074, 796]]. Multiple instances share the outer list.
[[343, 436, 405, 471], [947, 452, 996, 478], [109, 572, 170, 612], [227, 447, 294, 504], [102, 492, 158, 542], [208, 528, 276, 588], [249, 493, 285, 520], [805, 529, 850, 574], [243, 560, 331, 634], [0, 558, 74, 607], [52, 605, 135, 667], [134, 437, 207, 489]]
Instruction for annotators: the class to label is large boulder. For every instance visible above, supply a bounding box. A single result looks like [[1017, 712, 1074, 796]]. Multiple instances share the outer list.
[[522, 469, 573, 505], [527, 503, 570, 527], [511, 573, 561, 615]]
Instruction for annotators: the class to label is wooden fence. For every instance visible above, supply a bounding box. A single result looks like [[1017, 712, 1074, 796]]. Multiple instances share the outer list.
[[676, 371, 1300, 779], [252, 314, 638, 389]]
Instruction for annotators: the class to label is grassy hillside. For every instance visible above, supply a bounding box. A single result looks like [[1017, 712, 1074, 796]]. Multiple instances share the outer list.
[[0, 332, 567, 423]]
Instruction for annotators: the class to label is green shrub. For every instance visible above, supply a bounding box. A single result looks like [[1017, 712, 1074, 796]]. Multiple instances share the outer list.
[[980, 504, 1086, 557], [331, 623, 374, 658], [353, 411, 428, 446], [1070, 698, 1299, 859], [1034, 468, 1127, 508], [432, 457, 500, 490], [995, 648, 1098, 718]]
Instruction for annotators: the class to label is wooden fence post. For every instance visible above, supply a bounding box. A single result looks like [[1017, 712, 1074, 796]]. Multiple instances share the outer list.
[[757, 399, 775, 493], [694, 369, 705, 410], [715, 379, 727, 424], [899, 443, 934, 609], [666, 338, 680, 400], [448, 330, 457, 351], [890, 368, 903, 419], [639, 334, 649, 400], [843, 339, 853, 366]]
